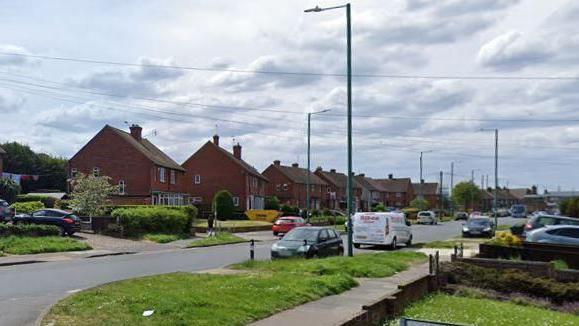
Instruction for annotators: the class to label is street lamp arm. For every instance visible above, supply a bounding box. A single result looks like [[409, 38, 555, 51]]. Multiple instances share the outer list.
[[304, 4, 348, 12]]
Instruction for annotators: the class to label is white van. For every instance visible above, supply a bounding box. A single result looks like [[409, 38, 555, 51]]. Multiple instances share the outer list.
[[352, 212, 412, 249]]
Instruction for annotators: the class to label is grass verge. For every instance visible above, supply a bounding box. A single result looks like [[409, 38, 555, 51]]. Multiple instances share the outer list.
[[388, 293, 579, 326], [187, 232, 247, 248], [142, 233, 185, 244], [0, 236, 92, 255]]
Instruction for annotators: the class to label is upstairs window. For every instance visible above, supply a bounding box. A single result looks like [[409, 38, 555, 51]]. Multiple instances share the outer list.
[[170, 170, 176, 185], [194, 175, 201, 184], [118, 180, 126, 195], [275, 184, 281, 191], [159, 167, 166, 183], [92, 167, 100, 177], [396, 192, 402, 198], [71, 168, 78, 178], [282, 184, 289, 191]]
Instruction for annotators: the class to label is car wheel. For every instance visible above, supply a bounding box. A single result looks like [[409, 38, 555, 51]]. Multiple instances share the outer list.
[[338, 248, 344, 256], [59, 227, 67, 237], [273, 231, 278, 236], [390, 237, 397, 250], [353, 243, 361, 249]]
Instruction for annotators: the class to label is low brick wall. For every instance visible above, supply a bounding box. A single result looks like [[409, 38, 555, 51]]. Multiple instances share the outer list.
[[340, 274, 446, 326], [479, 242, 579, 270], [193, 225, 272, 234]]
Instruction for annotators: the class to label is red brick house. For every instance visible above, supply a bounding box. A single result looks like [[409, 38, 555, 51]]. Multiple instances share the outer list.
[[412, 182, 440, 208], [315, 167, 362, 211], [68, 124, 189, 205], [262, 161, 327, 209], [373, 175, 414, 208], [355, 174, 385, 211], [181, 135, 268, 213], [0, 145, 5, 176]]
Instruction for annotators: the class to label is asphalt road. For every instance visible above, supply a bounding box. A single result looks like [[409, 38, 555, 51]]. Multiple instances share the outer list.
[[0, 217, 520, 325]]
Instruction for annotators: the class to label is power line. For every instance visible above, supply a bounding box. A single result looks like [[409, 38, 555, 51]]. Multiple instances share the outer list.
[[2, 51, 579, 81]]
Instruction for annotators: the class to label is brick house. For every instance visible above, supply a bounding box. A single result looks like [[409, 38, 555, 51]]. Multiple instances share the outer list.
[[262, 161, 327, 209], [412, 182, 440, 207], [355, 174, 385, 211], [315, 167, 362, 211], [182, 135, 268, 213], [0, 145, 5, 176], [68, 124, 189, 205], [373, 175, 414, 208]]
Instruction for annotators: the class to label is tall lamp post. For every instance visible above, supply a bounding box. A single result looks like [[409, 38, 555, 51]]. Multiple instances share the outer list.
[[306, 109, 331, 221], [305, 3, 353, 256], [481, 128, 499, 228]]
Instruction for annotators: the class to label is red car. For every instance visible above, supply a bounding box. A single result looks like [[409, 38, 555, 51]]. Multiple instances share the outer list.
[[272, 216, 308, 236]]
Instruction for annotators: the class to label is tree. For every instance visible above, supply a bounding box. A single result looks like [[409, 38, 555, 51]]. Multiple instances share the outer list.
[[213, 190, 234, 220], [0, 178, 21, 203], [565, 198, 579, 218], [452, 182, 482, 210], [264, 196, 281, 211], [410, 198, 430, 211], [69, 174, 118, 217], [372, 203, 386, 212]]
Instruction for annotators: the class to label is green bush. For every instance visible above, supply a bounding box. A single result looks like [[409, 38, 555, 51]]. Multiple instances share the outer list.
[[281, 204, 299, 216], [402, 207, 420, 219], [0, 223, 60, 237], [16, 194, 57, 208], [445, 262, 579, 303], [372, 203, 386, 212], [111, 207, 191, 236], [264, 196, 280, 211], [0, 178, 20, 203], [212, 190, 234, 220], [56, 199, 72, 210], [11, 201, 45, 214]]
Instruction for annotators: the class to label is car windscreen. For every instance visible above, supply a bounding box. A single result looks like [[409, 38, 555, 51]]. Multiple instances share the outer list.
[[418, 213, 430, 217], [283, 228, 319, 242], [467, 219, 490, 226]]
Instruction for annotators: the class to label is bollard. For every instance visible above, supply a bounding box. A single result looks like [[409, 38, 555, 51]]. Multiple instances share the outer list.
[[460, 242, 464, 257], [250, 239, 255, 261], [435, 251, 440, 275], [428, 254, 433, 275]]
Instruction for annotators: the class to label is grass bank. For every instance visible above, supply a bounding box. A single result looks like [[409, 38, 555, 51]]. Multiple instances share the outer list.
[[142, 233, 185, 244], [0, 236, 91, 255], [389, 293, 579, 326], [188, 232, 247, 248]]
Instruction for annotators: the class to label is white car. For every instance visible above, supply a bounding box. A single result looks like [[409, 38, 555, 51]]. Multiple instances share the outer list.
[[417, 211, 438, 225], [352, 212, 412, 249]]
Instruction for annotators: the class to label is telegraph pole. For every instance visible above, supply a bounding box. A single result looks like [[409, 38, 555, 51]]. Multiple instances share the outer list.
[[450, 162, 454, 216], [439, 171, 444, 214]]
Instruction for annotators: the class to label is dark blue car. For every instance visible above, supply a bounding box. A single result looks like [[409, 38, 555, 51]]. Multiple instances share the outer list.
[[13, 209, 81, 236]]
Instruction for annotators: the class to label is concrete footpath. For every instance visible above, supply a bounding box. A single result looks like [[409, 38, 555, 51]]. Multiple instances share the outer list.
[[250, 262, 431, 326]]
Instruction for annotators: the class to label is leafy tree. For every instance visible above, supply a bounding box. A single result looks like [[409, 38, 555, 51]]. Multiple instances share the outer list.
[[69, 173, 118, 217], [565, 198, 579, 218], [560, 198, 574, 216], [452, 182, 482, 210], [213, 190, 234, 220], [372, 203, 386, 212], [0, 178, 21, 203], [264, 196, 281, 210], [410, 198, 430, 210]]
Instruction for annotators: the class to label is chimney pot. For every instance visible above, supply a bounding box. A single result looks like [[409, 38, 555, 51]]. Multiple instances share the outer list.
[[388, 173, 393, 179], [359, 173, 365, 177], [273, 160, 281, 166], [129, 124, 142, 141], [233, 143, 242, 160], [330, 169, 336, 173], [213, 134, 220, 146], [292, 163, 299, 168]]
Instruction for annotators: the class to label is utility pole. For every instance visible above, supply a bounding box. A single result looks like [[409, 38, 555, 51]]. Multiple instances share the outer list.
[[439, 171, 444, 215], [419, 151, 432, 200], [471, 169, 475, 183], [494, 129, 499, 228], [481, 174, 484, 190], [450, 162, 454, 216]]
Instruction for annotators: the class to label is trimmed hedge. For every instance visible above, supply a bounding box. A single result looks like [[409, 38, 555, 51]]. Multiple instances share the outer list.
[[111, 207, 194, 236], [56, 199, 72, 210], [0, 224, 60, 237], [11, 201, 45, 214], [16, 194, 57, 208]]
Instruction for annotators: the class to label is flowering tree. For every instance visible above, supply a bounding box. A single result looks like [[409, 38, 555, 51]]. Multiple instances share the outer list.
[[69, 173, 118, 217]]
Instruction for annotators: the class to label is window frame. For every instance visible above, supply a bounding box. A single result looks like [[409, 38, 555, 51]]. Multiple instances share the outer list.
[[194, 174, 201, 184], [170, 170, 176, 185], [233, 196, 240, 207], [92, 167, 100, 177], [159, 167, 166, 183], [118, 180, 126, 195]]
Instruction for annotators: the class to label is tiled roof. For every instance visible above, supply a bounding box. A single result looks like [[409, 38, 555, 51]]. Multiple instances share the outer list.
[[412, 183, 439, 195], [374, 178, 412, 192], [273, 164, 327, 185], [317, 169, 361, 189], [107, 125, 185, 171], [354, 175, 380, 192], [509, 188, 530, 200], [207, 141, 268, 181]]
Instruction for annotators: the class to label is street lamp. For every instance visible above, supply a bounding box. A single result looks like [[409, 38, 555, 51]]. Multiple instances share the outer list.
[[481, 128, 499, 228], [306, 109, 331, 222], [419, 150, 433, 200], [305, 3, 353, 256]]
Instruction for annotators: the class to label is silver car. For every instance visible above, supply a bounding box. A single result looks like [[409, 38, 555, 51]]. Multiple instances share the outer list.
[[417, 211, 438, 225], [526, 225, 579, 246]]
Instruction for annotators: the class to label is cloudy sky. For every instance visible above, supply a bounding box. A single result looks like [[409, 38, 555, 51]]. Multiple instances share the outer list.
[[1, 0, 579, 191]]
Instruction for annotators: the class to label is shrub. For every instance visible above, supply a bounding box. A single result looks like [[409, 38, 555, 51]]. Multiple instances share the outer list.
[[10, 201, 45, 214], [510, 222, 525, 236], [372, 203, 386, 212], [264, 196, 281, 211], [16, 194, 57, 208], [402, 207, 420, 219], [111, 207, 190, 236], [212, 190, 234, 220], [487, 231, 523, 247], [0, 223, 60, 237], [410, 198, 430, 210], [281, 204, 299, 216], [0, 178, 20, 204], [56, 199, 72, 210]]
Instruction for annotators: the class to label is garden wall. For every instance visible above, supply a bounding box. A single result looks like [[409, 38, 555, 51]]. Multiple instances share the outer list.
[[479, 242, 579, 269]]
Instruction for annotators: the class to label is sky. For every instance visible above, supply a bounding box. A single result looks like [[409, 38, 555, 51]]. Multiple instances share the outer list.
[[1, 0, 578, 192]]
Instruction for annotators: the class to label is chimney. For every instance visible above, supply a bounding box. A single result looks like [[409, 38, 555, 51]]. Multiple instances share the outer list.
[[315, 166, 322, 172], [233, 143, 242, 159], [273, 160, 281, 166], [358, 173, 365, 177], [129, 124, 142, 141], [330, 169, 336, 173], [292, 163, 299, 168], [213, 134, 220, 146], [388, 173, 393, 179]]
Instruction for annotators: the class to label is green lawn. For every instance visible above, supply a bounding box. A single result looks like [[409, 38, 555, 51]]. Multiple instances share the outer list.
[[496, 224, 512, 231], [188, 232, 247, 248], [194, 219, 272, 228], [142, 233, 184, 244], [390, 293, 579, 326], [0, 236, 92, 255]]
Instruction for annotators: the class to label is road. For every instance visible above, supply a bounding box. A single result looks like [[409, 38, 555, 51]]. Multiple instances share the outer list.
[[0, 217, 520, 325]]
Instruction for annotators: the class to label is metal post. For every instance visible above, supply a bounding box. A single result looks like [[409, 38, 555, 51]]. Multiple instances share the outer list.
[[346, 3, 354, 257], [450, 162, 454, 216], [250, 239, 255, 260], [439, 171, 443, 217], [306, 113, 311, 222], [494, 129, 499, 228], [419, 152, 423, 199]]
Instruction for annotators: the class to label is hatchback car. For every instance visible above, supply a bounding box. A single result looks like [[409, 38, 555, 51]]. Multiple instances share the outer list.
[[462, 217, 495, 238], [524, 214, 579, 234], [454, 212, 468, 221], [526, 225, 579, 246], [417, 211, 438, 225], [271, 227, 344, 259], [272, 216, 308, 236], [13, 209, 81, 236]]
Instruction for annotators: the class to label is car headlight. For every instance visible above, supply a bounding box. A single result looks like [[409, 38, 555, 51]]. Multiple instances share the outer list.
[[484, 227, 491, 231], [462, 227, 469, 232], [271, 243, 280, 250], [297, 245, 311, 252]]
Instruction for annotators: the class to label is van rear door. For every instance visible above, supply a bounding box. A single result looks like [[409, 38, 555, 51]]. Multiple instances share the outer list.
[[353, 213, 387, 244]]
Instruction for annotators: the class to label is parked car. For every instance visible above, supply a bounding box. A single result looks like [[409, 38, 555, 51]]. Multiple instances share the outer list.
[[524, 214, 579, 234], [494, 208, 511, 217], [352, 212, 412, 249], [272, 216, 308, 236], [454, 212, 468, 221], [526, 225, 579, 246], [271, 227, 343, 259], [469, 211, 482, 218], [462, 217, 495, 238], [417, 211, 438, 225], [12, 209, 81, 236], [0, 199, 14, 223]]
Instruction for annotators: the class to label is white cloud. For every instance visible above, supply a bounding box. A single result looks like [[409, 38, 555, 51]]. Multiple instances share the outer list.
[[0, 44, 38, 67]]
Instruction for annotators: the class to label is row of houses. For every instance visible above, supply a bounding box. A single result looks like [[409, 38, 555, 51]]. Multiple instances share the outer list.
[[68, 125, 443, 214]]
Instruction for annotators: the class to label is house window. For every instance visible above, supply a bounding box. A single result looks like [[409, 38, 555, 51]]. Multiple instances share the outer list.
[[92, 167, 100, 177], [282, 183, 289, 191], [233, 196, 240, 207], [159, 167, 166, 183], [71, 168, 78, 178], [118, 180, 126, 195], [194, 175, 201, 184], [170, 170, 176, 184], [396, 192, 402, 198], [275, 184, 281, 191], [327, 187, 331, 193], [190, 197, 203, 204]]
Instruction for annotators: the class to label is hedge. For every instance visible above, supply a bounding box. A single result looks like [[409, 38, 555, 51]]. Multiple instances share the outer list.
[[111, 207, 194, 236], [0, 224, 60, 237], [11, 201, 45, 214], [16, 194, 57, 208], [56, 199, 72, 210]]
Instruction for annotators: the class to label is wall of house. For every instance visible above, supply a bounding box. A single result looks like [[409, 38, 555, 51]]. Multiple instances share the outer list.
[[263, 165, 296, 206]]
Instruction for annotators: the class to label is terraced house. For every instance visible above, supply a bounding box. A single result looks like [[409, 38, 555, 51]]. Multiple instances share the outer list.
[[68, 124, 189, 205], [315, 167, 362, 211], [373, 175, 414, 208]]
